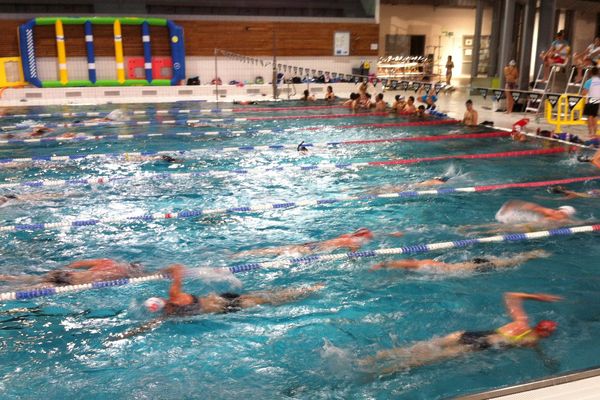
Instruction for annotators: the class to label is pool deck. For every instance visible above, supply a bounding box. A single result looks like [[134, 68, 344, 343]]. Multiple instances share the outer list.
[[457, 366, 600, 400]]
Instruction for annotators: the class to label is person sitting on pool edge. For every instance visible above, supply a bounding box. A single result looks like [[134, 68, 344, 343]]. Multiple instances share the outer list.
[[463, 99, 478, 126], [231, 227, 403, 259], [370, 250, 549, 273], [0, 258, 147, 288], [358, 291, 562, 372], [144, 264, 324, 316]]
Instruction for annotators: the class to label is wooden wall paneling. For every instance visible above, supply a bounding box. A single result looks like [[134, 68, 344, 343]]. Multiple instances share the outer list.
[[0, 19, 379, 58]]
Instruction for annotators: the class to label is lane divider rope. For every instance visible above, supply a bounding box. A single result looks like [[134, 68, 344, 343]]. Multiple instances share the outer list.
[[2, 223, 598, 301], [0, 159, 586, 235], [0, 121, 466, 166], [0, 112, 393, 132], [0, 104, 350, 121], [0, 147, 565, 191], [0, 118, 458, 146]]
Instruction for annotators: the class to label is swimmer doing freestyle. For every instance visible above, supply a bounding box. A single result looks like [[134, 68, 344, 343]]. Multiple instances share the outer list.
[[232, 228, 402, 259], [358, 292, 562, 373], [370, 250, 549, 272], [548, 185, 600, 199], [143, 264, 324, 316], [0, 259, 146, 288], [112, 265, 324, 339], [459, 200, 577, 234]]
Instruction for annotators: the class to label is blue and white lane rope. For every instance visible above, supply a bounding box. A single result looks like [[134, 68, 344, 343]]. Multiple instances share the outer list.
[[2, 223, 598, 301], [0, 173, 595, 233], [0, 119, 458, 146], [0, 127, 287, 145], [0, 117, 247, 131], [0, 109, 232, 120]]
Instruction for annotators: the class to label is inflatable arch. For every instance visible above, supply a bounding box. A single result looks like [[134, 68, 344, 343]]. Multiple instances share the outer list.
[[18, 17, 185, 87]]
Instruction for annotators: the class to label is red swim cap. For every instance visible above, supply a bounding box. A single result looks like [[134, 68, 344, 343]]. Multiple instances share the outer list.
[[535, 320, 557, 336]]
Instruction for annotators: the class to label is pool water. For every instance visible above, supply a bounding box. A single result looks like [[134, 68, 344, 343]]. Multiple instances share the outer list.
[[0, 101, 599, 399]]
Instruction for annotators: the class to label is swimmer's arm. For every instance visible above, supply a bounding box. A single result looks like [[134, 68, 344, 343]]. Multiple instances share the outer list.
[[167, 264, 188, 300], [504, 292, 563, 323], [472, 110, 478, 125]]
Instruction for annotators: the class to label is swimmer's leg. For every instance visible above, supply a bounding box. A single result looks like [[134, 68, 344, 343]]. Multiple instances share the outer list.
[[239, 283, 325, 307], [488, 249, 551, 269], [0, 274, 41, 284]]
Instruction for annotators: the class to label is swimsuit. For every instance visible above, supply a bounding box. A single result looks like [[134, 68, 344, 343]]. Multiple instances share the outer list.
[[165, 295, 203, 316], [458, 330, 496, 350], [471, 257, 497, 273], [44, 270, 74, 285], [219, 292, 242, 313]]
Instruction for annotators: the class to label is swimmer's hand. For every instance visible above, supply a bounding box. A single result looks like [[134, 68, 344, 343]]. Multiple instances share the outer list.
[[387, 231, 404, 238], [370, 262, 386, 271]]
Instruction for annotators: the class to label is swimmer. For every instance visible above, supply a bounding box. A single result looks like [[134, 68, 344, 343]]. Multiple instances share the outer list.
[[0, 192, 65, 207], [496, 200, 576, 222], [374, 93, 387, 112], [576, 151, 600, 168], [358, 292, 562, 373], [415, 105, 427, 118], [2, 126, 54, 140], [302, 89, 316, 102], [367, 176, 451, 194], [463, 100, 478, 126], [511, 118, 530, 142], [233, 100, 258, 105], [232, 228, 400, 258], [459, 200, 577, 234], [343, 93, 360, 107], [142, 264, 324, 317], [297, 141, 309, 154], [370, 250, 549, 272], [86, 109, 128, 124], [325, 85, 336, 101], [403, 96, 417, 114], [123, 153, 183, 163], [0, 259, 146, 288], [547, 185, 600, 199], [392, 95, 406, 113]]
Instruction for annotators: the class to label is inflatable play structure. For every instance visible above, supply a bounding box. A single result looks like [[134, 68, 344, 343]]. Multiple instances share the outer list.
[[17, 17, 185, 87]]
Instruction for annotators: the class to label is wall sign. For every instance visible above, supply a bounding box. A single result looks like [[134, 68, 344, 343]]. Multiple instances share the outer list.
[[334, 31, 350, 56]]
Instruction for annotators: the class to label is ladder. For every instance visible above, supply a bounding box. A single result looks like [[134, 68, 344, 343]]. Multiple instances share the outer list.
[[565, 66, 591, 94], [525, 64, 560, 115]]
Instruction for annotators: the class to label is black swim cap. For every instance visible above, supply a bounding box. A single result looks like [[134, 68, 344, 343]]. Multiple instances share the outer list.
[[577, 154, 592, 163]]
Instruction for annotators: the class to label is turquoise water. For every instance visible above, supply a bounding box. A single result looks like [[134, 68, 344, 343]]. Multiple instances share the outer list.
[[0, 102, 599, 399]]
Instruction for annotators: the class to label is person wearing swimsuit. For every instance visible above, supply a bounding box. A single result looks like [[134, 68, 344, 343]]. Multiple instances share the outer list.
[[145, 264, 324, 316], [231, 228, 381, 259], [370, 250, 549, 272], [0, 258, 146, 287], [358, 292, 562, 372]]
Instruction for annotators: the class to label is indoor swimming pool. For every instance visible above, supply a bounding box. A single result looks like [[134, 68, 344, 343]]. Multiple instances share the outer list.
[[0, 101, 599, 399]]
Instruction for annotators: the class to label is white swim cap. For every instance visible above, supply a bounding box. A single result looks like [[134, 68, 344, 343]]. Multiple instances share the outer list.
[[558, 205, 576, 216], [144, 297, 166, 313], [509, 60, 517, 66]]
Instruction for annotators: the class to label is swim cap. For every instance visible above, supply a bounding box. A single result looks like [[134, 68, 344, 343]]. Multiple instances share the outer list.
[[144, 297, 166, 313], [558, 205, 576, 217], [534, 320, 557, 337], [434, 176, 450, 182], [509, 60, 517, 66]]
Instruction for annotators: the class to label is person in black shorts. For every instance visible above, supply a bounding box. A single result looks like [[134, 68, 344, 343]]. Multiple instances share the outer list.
[[582, 67, 600, 136]]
